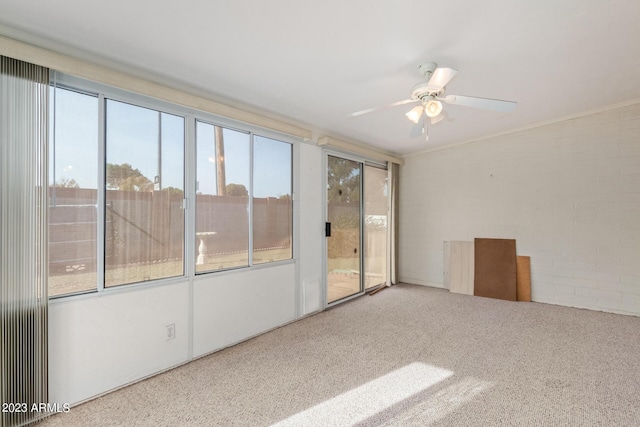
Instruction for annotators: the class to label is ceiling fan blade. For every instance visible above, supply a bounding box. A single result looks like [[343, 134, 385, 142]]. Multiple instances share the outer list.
[[349, 98, 418, 117], [442, 94, 517, 113], [410, 115, 426, 138], [425, 67, 458, 93]]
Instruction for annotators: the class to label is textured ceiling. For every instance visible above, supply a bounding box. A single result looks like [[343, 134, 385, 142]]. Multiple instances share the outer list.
[[1, 0, 639, 156]]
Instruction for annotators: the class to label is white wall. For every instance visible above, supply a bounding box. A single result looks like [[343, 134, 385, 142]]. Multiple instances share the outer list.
[[48, 281, 190, 405], [192, 263, 296, 357], [48, 142, 325, 406], [399, 103, 640, 315], [297, 142, 324, 315]]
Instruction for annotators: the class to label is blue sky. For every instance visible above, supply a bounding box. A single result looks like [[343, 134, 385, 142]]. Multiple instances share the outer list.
[[107, 99, 184, 190], [50, 87, 98, 189]]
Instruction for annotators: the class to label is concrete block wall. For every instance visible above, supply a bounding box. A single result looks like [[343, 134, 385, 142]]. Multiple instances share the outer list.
[[398, 102, 640, 315]]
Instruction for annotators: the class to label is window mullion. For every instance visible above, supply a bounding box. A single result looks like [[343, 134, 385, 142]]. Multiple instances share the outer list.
[[248, 133, 255, 267], [185, 114, 196, 277], [97, 93, 106, 292]]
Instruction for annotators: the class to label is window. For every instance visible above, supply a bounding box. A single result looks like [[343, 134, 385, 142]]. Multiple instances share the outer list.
[[48, 75, 294, 297], [105, 100, 185, 286], [253, 135, 292, 264], [195, 122, 250, 271], [195, 123, 293, 272], [48, 87, 99, 297]]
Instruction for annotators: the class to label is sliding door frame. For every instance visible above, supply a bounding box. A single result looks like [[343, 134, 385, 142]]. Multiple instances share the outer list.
[[323, 149, 387, 308]]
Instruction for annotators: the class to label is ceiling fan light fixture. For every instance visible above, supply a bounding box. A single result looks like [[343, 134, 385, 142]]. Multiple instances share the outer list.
[[430, 112, 445, 125], [405, 105, 425, 124], [425, 99, 443, 118]]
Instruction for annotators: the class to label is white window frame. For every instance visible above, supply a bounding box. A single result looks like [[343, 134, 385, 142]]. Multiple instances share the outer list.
[[49, 72, 298, 299]]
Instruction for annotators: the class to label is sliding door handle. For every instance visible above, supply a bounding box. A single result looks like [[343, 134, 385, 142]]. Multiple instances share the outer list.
[[325, 222, 331, 237]]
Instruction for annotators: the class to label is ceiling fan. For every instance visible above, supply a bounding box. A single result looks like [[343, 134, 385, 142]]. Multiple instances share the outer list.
[[350, 62, 517, 140]]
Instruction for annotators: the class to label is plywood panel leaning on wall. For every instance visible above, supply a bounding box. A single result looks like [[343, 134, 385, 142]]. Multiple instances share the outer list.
[[516, 255, 532, 302], [474, 238, 517, 301], [444, 241, 474, 295]]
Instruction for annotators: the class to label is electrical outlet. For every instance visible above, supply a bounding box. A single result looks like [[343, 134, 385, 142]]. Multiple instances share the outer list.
[[166, 323, 175, 340]]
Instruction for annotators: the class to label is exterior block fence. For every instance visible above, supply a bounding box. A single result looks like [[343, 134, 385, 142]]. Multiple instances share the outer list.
[[49, 187, 292, 273]]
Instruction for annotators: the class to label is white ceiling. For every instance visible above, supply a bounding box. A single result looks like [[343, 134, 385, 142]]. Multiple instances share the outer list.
[[1, 0, 639, 156]]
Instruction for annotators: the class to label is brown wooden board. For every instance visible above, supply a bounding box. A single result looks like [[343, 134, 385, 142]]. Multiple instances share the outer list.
[[516, 256, 532, 302], [474, 238, 517, 301]]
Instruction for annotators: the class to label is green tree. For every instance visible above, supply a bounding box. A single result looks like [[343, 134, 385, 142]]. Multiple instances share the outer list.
[[55, 177, 79, 188], [328, 158, 360, 203], [225, 183, 248, 196], [163, 186, 184, 195], [106, 163, 153, 191]]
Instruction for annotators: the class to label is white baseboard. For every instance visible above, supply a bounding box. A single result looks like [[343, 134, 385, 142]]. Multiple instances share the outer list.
[[399, 278, 444, 289]]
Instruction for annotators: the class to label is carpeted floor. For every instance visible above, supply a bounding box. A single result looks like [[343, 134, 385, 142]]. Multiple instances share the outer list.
[[37, 284, 640, 426]]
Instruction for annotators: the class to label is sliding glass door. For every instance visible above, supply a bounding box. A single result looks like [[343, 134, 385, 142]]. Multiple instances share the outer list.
[[326, 155, 361, 303], [326, 154, 388, 304], [364, 165, 388, 290]]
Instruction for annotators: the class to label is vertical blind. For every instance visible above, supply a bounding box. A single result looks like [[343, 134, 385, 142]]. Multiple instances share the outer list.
[[1, 56, 49, 427]]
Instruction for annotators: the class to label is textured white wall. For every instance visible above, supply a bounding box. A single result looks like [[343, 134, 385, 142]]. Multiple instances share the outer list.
[[399, 103, 640, 315]]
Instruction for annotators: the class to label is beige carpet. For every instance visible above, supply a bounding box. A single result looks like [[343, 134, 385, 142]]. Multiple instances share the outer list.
[[38, 284, 640, 426]]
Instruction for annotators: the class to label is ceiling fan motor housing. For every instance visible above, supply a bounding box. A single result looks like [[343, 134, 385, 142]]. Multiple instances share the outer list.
[[410, 82, 438, 101], [418, 62, 437, 77], [411, 62, 440, 101]]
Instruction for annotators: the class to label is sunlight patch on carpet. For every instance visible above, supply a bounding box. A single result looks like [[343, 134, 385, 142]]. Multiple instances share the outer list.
[[379, 376, 494, 426], [271, 362, 453, 426]]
